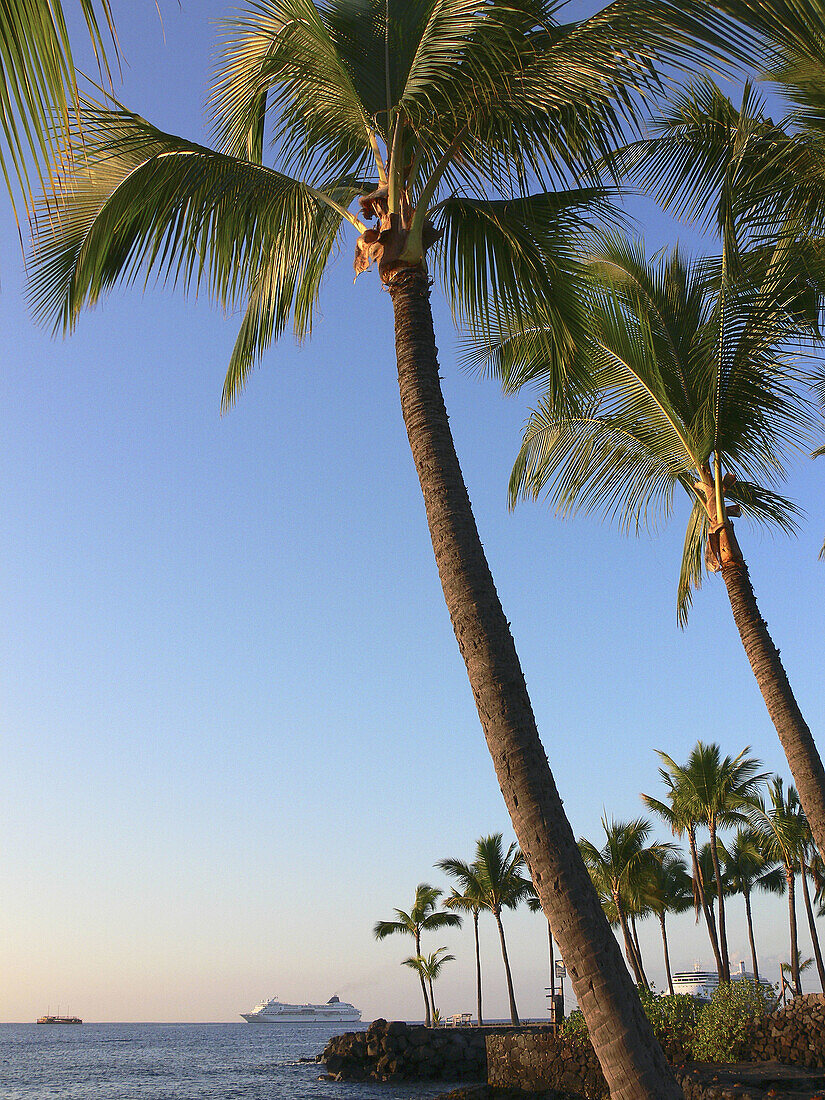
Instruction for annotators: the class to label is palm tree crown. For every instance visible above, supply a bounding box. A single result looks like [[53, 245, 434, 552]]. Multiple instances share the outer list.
[[579, 816, 672, 989], [506, 234, 815, 624]]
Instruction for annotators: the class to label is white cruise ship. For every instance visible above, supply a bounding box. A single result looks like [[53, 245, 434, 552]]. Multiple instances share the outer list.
[[241, 994, 362, 1024], [672, 961, 773, 1002]]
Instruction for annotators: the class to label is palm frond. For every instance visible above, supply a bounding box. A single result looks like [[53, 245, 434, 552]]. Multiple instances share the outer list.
[[433, 189, 605, 351], [27, 103, 358, 382], [0, 0, 116, 212]]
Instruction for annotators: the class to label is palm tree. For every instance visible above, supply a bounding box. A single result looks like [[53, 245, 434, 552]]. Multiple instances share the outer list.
[[655, 745, 767, 981], [26, 3, 756, 1094], [500, 196, 825, 866], [443, 887, 485, 1026], [748, 778, 810, 995], [720, 827, 784, 982], [605, 75, 825, 862], [439, 834, 531, 1024], [0, 1, 116, 213], [781, 952, 814, 1003], [403, 947, 455, 1023], [579, 817, 672, 991], [642, 852, 693, 996], [374, 883, 461, 1026], [643, 767, 725, 980]]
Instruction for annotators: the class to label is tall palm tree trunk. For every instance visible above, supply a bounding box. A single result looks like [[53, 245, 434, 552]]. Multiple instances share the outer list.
[[786, 869, 801, 995], [617, 904, 646, 987], [659, 913, 675, 996], [428, 976, 437, 1021], [415, 930, 432, 1026], [720, 550, 825, 861], [743, 886, 760, 983], [492, 910, 520, 1025], [800, 856, 825, 990], [387, 266, 682, 1100], [709, 822, 731, 982], [688, 827, 724, 981], [630, 912, 650, 991], [473, 910, 483, 1026]]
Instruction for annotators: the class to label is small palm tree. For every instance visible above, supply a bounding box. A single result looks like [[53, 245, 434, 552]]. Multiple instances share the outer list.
[[642, 852, 693, 996], [579, 817, 673, 990], [374, 883, 461, 1026], [781, 952, 814, 1004], [402, 948, 455, 1024], [720, 828, 783, 982], [438, 834, 531, 1024], [748, 778, 810, 995], [444, 887, 485, 1026]]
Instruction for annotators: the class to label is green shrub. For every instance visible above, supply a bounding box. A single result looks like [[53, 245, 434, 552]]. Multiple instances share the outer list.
[[690, 980, 774, 1063], [559, 991, 701, 1055], [559, 1008, 589, 1047], [638, 990, 702, 1049]]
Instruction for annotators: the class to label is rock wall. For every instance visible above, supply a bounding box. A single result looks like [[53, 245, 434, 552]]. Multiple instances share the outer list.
[[483, 995, 825, 1098], [321, 1019, 548, 1082], [746, 993, 825, 1069], [486, 1030, 606, 1098]]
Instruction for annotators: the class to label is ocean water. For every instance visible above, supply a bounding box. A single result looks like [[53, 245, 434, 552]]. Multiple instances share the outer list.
[[0, 1023, 463, 1100]]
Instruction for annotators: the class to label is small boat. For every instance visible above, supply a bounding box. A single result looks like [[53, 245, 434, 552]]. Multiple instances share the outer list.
[[37, 1015, 82, 1024], [241, 993, 361, 1024]]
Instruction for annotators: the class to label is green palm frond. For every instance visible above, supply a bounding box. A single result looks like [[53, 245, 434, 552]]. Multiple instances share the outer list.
[[440, 834, 531, 917], [27, 102, 363, 407], [504, 233, 813, 621], [211, 0, 380, 174], [748, 777, 809, 871], [0, 0, 116, 212], [434, 189, 607, 353], [677, 496, 709, 627]]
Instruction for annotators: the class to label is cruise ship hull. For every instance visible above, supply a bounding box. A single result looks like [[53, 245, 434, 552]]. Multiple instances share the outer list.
[[242, 1010, 361, 1024], [241, 995, 362, 1024]]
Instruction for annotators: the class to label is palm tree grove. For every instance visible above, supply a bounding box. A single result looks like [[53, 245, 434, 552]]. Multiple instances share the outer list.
[[5, 0, 825, 1098]]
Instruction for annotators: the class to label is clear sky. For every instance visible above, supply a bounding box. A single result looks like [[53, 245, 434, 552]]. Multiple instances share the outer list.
[[1, 1, 823, 1024]]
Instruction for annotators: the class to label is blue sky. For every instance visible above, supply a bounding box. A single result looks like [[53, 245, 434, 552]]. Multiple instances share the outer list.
[[1, 1, 824, 1023]]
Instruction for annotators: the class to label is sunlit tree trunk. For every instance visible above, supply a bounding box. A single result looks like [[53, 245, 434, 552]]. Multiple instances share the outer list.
[[616, 903, 645, 988], [630, 912, 650, 991], [414, 929, 432, 1026], [786, 869, 801, 995], [709, 820, 731, 982], [688, 826, 724, 981], [718, 537, 825, 862], [743, 886, 760, 983], [800, 855, 825, 990], [473, 909, 483, 1026], [659, 912, 675, 996], [387, 266, 683, 1100], [493, 909, 520, 1024]]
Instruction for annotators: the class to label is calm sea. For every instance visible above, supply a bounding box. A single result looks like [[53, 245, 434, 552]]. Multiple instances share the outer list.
[[0, 1022, 463, 1100]]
